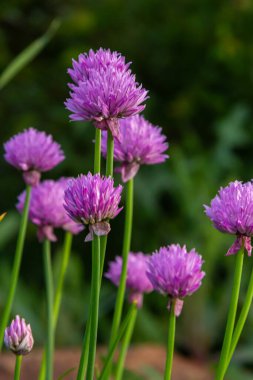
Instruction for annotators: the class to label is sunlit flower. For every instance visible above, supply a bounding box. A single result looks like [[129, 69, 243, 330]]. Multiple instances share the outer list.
[[4, 315, 34, 355]]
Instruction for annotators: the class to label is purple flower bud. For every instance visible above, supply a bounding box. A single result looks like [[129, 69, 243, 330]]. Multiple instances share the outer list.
[[4, 315, 34, 355], [4, 128, 65, 186], [147, 244, 205, 316], [204, 181, 253, 256], [105, 252, 153, 308], [102, 115, 169, 182], [17, 178, 83, 242], [64, 173, 123, 242], [65, 48, 149, 139]]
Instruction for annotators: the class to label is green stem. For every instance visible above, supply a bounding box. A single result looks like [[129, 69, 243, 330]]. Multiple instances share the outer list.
[[86, 235, 101, 380], [225, 260, 253, 371], [106, 130, 114, 177], [14, 355, 22, 380], [164, 301, 176, 380], [0, 185, 31, 351], [215, 247, 244, 380], [76, 315, 91, 380], [43, 239, 54, 380], [104, 178, 134, 380], [39, 232, 73, 380], [94, 128, 101, 174], [99, 304, 136, 380], [115, 304, 138, 380]]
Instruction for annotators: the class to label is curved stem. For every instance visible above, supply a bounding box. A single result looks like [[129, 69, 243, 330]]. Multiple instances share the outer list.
[[225, 261, 253, 370], [215, 247, 244, 380], [104, 178, 134, 379], [0, 185, 31, 351], [94, 128, 101, 174], [86, 235, 101, 380], [14, 355, 22, 380], [115, 305, 138, 380], [164, 301, 176, 380], [43, 239, 54, 380]]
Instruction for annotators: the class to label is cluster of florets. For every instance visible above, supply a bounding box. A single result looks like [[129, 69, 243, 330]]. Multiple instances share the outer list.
[[4, 315, 34, 356]]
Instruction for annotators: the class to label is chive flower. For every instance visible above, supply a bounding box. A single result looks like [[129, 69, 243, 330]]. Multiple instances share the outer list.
[[147, 244, 205, 316], [204, 181, 253, 256], [105, 252, 153, 308], [102, 115, 169, 182], [64, 172, 123, 241], [4, 315, 34, 355], [3, 128, 65, 186], [65, 48, 148, 139], [17, 178, 83, 242]]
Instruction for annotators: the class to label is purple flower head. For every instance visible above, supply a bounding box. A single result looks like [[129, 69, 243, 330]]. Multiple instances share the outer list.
[[204, 181, 253, 256], [65, 48, 148, 139], [105, 252, 153, 308], [4, 128, 65, 186], [17, 179, 83, 242], [64, 172, 123, 242], [102, 115, 169, 182], [4, 315, 34, 355], [147, 244, 205, 316]]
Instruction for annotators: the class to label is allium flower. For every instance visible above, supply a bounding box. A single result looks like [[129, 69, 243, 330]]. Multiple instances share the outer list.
[[65, 48, 148, 139], [102, 115, 169, 182], [17, 179, 83, 242], [204, 181, 253, 256], [4, 128, 65, 186], [105, 252, 153, 308], [147, 244, 205, 316], [64, 172, 123, 242], [4, 315, 34, 355]]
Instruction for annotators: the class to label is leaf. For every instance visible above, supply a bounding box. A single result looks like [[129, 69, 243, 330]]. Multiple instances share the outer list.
[[57, 367, 76, 380], [0, 19, 60, 90]]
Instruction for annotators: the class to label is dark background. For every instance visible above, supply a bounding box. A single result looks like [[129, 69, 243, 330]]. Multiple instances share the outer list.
[[1, 0, 253, 378]]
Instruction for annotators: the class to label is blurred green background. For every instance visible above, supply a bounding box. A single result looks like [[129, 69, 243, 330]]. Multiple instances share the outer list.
[[1, 0, 253, 377]]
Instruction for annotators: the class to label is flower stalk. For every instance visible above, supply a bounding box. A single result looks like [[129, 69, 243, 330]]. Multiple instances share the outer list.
[[14, 355, 22, 380], [164, 300, 176, 380]]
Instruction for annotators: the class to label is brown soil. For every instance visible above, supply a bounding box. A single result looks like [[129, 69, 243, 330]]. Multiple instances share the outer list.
[[0, 344, 212, 380]]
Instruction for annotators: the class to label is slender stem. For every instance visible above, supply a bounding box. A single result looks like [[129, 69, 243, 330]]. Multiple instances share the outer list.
[[99, 304, 136, 380], [76, 315, 91, 380], [104, 178, 134, 379], [164, 301, 176, 380], [225, 260, 253, 371], [106, 130, 114, 177], [215, 247, 244, 380], [86, 235, 101, 380], [14, 355, 22, 380], [39, 232, 73, 380], [94, 128, 101, 174], [43, 239, 54, 380], [0, 185, 31, 351], [115, 305, 138, 380]]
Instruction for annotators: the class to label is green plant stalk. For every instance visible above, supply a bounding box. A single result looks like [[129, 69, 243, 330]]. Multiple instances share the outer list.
[[43, 239, 54, 380], [14, 355, 22, 380], [104, 178, 134, 380], [94, 128, 101, 174], [99, 304, 136, 380], [215, 247, 244, 380], [225, 260, 253, 371], [0, 185, 31, 351], [86, 235, 101, 380], [164, 300, 176, 380], [115, 304, 138, 380], [39, 232, 73, 380]]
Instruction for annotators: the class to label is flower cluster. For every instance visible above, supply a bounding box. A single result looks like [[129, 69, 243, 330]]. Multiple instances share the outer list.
[[65, 48, 148, 138], [147, 244, 205, 316], [4, 128, 65, 186], [106, 252, 153, 308], [102, 115, 169, 182], [204, 181, 253, 256], [17, 178, 83, 242], [4, 315, 34, 355], [64, 172, 123, 241]]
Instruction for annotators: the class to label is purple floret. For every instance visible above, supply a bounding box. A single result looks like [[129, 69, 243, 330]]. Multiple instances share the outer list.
[[4, 315, 34, 355], [102, 115, 169, 182], [105, 252, 153, 308], [204, 181, 253, 256], [4, 128, 65, 186], [147, 244, 205, 316], [65, 48, 148, 139], [17, 178, 83, 242], [64, 172, 123, 242]]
